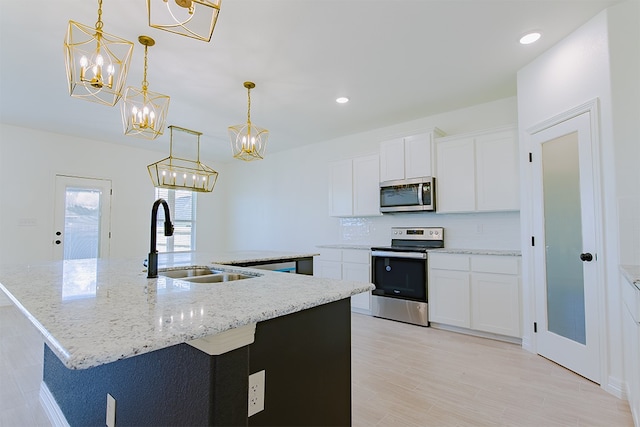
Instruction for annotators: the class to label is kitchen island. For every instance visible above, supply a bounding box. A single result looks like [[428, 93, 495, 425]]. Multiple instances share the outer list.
[[0, 253, 373, 426]]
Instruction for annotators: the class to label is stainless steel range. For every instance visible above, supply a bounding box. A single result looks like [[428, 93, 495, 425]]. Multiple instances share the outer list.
[[371, 227, 444, 326]]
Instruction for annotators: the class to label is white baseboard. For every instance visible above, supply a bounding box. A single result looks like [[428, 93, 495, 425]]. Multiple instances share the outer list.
[[39, 381, 70, 427]]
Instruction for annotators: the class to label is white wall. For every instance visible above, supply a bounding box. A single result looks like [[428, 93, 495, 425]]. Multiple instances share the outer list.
[[516, 0, 639, 399], [211, 97, 521, 253], [0, 123, 227, 264]]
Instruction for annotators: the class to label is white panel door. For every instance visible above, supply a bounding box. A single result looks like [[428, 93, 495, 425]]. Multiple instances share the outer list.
[[475, 129, 520, 211], [404, 133, 432, 179], [328, 159, 353, 216], [353, 154, 380, 216], [379, 138, 405, 182]]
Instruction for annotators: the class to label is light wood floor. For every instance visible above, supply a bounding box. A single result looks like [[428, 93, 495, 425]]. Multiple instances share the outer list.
[[351, 313, 633, 426], [0, 305, 633, 426]]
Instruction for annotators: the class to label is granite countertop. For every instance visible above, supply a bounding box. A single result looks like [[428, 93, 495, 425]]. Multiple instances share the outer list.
[[207, 250, 319, 265], [317, 244, 373, 250], [316, 244, 521, 256], [429, 248, 522, 256], [0, 253, 373, 370], [621, 265, 640, 289]]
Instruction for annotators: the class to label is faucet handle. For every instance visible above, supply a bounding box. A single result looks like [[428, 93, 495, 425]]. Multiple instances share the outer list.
[[164, 221, 174, 237]]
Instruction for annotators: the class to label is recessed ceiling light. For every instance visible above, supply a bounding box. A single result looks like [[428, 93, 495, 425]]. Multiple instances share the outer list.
[[520, 32, 541, 45], [336, 97, 349, 104]]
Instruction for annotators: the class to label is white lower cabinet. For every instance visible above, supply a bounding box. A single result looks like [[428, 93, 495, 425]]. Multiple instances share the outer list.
[[429, 253, 521, 339], [314, 248, 372, 314]]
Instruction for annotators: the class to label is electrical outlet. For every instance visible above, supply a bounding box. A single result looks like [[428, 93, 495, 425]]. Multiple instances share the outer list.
[[106, 393, 116, 427], [248, 370, 265, 417]]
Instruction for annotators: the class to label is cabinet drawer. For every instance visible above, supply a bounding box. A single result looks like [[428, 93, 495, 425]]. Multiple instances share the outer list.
[[623, 277, 640, 324], [342, 249, 370, 264], [319, 248, 342, 262], [429, 253, 469, 271], [471, 255, 519, 275]]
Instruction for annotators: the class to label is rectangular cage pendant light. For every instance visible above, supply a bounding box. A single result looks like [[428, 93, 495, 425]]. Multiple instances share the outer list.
[[148, 126, 219, 192], [147, 0, 222, 42]]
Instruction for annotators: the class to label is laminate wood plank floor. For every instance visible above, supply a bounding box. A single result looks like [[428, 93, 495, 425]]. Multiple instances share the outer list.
[[0, 305, 633, 426], [351, 313, 633, 427]]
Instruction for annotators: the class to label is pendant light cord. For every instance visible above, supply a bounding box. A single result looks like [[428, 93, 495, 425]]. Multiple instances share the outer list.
[[95, 0, 104, 31], [246, 86, 252, 125]]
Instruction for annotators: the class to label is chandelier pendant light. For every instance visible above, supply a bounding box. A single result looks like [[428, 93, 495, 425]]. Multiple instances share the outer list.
[[147, 0, 222, 42], [148, 126, 219, 192], [121, 36, 170, 140], [64, 0, 135, 106], [228, 82, 269, 161]]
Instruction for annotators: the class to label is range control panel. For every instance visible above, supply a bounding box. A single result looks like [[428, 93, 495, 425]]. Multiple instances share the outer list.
[[391, 227, 444, 241]]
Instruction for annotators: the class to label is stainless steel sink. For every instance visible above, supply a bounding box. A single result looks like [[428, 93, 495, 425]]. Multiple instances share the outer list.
[[158, 267, 255, 283], [181, 273, 253, 283], [159, 267, 218, 279]]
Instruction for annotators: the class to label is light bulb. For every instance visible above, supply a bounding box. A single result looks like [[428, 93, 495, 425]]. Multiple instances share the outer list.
[[96, 54, 104, 66], [107, 64, 115, 76], [80, 56, 88, 67]]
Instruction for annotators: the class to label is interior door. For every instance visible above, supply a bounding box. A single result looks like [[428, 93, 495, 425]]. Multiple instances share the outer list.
[[53, 175, 112, 260], [531, 111, 601, 383]]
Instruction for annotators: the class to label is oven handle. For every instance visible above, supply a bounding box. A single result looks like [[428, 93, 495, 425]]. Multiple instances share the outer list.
[[371, 250, 427, 259]]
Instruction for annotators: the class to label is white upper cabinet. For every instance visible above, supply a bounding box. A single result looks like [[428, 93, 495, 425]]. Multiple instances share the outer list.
[[435, 126, 519, 213], [379, 129, 444, 182], [329, 154, 380, 217]]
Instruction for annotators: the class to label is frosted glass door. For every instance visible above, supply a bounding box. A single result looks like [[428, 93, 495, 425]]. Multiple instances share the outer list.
[[542, 132, 585, 344], [531, 110, 600, 384]]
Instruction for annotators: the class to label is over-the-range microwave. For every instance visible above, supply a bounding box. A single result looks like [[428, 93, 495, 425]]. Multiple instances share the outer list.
[[379, 176, 436, 213]]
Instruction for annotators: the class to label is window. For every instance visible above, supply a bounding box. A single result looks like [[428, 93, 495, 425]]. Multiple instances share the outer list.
[[154, 188, 196, 252]]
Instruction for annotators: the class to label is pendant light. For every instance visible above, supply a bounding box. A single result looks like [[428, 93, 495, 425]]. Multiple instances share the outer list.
[[228, 82, 269, 161], [147, 0, 222, 42], [121, 36, 170, 140], [64, 0, 134, 106], [148, 125, 219, 192]]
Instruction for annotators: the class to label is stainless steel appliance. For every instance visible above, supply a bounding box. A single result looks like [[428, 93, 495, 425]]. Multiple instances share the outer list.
[[371, 227, 444, 326], [379, 176, 436, 213]]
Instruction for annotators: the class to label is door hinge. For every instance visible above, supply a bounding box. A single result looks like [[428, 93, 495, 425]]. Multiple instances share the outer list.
[[534, 322, 537, 333], [110, 189, 113, 195], [109, 232, 111, 238], [531, 236, 535, 246], [529, 152, 533, 162]]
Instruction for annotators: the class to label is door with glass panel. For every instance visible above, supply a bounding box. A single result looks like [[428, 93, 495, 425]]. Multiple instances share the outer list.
[[531, 111, 600, 383], [53, 175, 112, 260]]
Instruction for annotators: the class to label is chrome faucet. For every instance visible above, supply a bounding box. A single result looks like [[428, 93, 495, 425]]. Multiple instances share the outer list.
[[147, 198, 174, 279]]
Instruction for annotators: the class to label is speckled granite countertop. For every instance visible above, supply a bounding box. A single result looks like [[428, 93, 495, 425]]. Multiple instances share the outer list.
[[316, 244, 520, 256], [428, 248, 522, 256], [209, 250, 319, 265], [621, 265, 640, 289], [0, 253, 373, 370], [317, 244, 373, 250]]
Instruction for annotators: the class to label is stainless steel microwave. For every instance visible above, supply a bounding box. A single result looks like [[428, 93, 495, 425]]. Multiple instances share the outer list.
[[379, 176, 436, 213]]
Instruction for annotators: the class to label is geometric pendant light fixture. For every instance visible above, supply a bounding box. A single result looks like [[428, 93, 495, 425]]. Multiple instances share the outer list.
[[147, 0, 222, 42], [148, 126, 219, 193], [121, 36, 170, 140], [64, 0, 135, 106], [228, 81, 269, 161]]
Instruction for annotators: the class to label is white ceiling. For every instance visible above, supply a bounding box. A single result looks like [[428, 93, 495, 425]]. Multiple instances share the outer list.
[[0, 0, 622, 163]]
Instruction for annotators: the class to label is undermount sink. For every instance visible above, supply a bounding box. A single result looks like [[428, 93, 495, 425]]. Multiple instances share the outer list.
[[181, 273, 253, 283], [159, 267, 218, 279], [158, 267, 255, 283]]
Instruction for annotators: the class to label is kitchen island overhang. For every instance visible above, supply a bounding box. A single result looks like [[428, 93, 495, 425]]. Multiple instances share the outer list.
[[0, 254, 373, 426]]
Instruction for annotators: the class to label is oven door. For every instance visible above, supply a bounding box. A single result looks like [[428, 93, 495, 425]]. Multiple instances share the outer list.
[[371, 250, 427, 302]]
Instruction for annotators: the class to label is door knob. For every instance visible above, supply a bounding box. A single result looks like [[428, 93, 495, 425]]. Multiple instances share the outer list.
[[580, 252, 593, 262], [55, 240, 62, 245]]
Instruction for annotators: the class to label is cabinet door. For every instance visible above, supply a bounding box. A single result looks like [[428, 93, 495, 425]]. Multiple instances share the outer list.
[[313, 260, 342, 279], [475, 129, 519, 211], [343, 261, 371, 312], [328, 159, 353, 217], [379, 138, 405, 182], [404, 133, 432, 179], [428, 269, 470, 327], [471, 273, 521, 337], [353, 154, 380, 216], [435, 137, 476, 212]]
